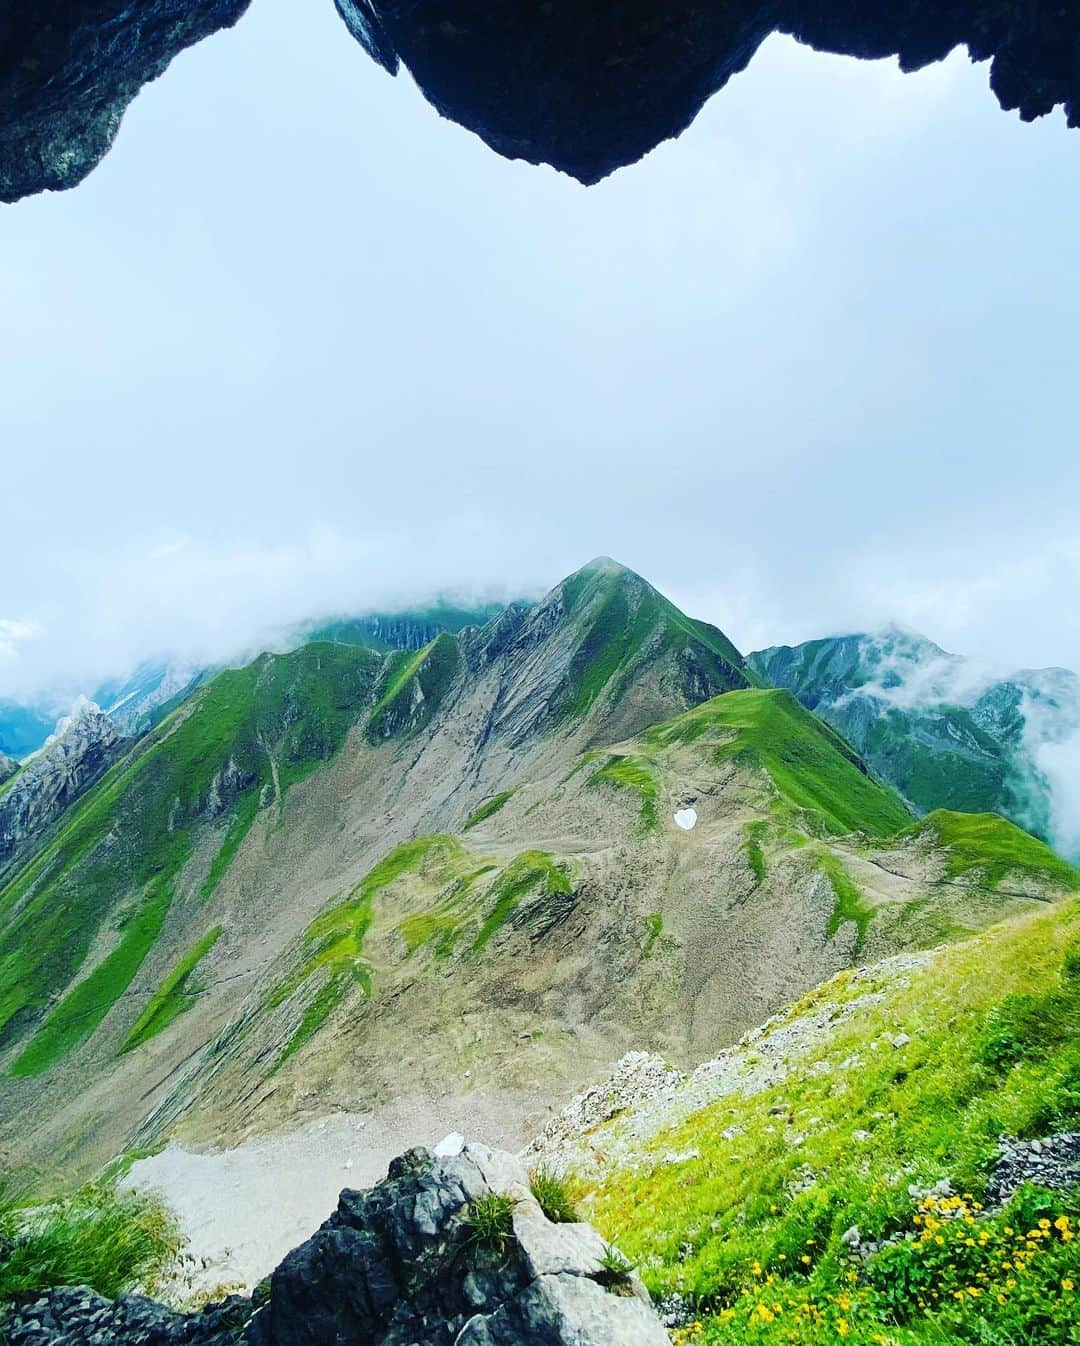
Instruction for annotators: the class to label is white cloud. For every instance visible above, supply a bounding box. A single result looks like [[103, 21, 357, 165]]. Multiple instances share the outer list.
[[0, 620, 37, 665]]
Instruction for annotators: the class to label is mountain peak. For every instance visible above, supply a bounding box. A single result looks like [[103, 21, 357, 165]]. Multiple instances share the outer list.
[[578, 555, 629, 574]]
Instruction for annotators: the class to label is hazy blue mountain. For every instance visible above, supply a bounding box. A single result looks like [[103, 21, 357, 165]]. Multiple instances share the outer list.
[[750, 627, 1080, 855]]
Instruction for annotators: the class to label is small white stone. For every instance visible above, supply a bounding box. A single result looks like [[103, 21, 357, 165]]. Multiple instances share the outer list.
[[434, 1132, 466, 1158], [674, 807, 697, 831]]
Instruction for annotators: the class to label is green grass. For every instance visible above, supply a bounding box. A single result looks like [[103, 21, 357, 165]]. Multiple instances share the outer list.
[[0, 1183, 182, 1302], [121, 926, 222, 1053], [818, 849, 873, 954], [646, 689, 913, 838], [398, 900, 470, 957], [464, 791, 515, 830], [589, 754, 660, 831], [268, 836, 477, 1063], [268, 890, 377, 1012], [553, 560, 752, 726], [585, 898, 1080, 1346], [268, 893, 376, 1068], [909, 810, 1080, 890], [529, 1166, 581, 1223], [745, 821, 768, 886], [643, 912, 665, 957], [9, 882, 172, 1076], [367, 632, 460, 739], [459, 1192, 519, 1266], [472, 851, 573, 952], [0, 642, 378, 1073]]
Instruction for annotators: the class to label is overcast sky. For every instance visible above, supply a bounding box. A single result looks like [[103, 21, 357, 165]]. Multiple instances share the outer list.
[[1, 0, 1079, 699]]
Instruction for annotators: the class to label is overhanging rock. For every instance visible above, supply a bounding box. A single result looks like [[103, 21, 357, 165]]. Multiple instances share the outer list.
[[2, 1, 1079, 201]]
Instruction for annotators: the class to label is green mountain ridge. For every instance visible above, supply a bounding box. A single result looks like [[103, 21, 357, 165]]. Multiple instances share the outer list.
[[0, 561, 1075, 1201], [749, 629, 1080, 855]]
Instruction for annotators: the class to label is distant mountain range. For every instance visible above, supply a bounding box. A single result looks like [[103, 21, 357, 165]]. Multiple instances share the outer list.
[[0, 601, 508, 759], [5, 595, 1079, 868], [750, 626, 1080, 857], [2, 559, 1074, 1185]]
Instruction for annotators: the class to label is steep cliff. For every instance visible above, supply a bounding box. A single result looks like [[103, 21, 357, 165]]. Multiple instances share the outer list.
[[0, 699, 123, 874]]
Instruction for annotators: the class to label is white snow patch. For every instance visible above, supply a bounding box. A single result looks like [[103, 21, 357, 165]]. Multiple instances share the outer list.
[[674, 807, 697, 831]]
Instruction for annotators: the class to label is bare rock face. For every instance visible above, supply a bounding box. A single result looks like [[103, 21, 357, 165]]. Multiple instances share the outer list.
[[2, 1143, 668, 1346], [0, 0, 250, 203], [3, 1, 1079, 200], [0, 750, 17, 786], [0, 699, 122, 869], [341, 0, 1080, 181]]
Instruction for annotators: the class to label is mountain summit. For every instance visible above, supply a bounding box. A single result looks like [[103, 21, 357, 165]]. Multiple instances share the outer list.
[[0, 564, 1075, 1186]]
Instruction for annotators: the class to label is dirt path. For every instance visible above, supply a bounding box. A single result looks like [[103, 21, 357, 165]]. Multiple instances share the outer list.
[[122, 1088, 546, 1301]]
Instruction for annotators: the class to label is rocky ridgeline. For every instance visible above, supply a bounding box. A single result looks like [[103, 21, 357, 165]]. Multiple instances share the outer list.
[[0, 701, 122, 870], [3, 1142, 668, 1346], [0, 750, 17, 785]]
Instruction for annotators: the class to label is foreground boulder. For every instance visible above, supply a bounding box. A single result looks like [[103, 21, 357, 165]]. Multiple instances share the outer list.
[[3, 1142, 668, 1346]]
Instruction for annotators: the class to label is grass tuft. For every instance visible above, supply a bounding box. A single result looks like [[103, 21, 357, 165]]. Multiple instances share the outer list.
[[459, 1192, 519, 1266], [0, 1183, 181, 1302], [529, 1166, 581, 1224]]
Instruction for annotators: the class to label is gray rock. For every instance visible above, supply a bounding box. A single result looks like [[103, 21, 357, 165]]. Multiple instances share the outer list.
[[0, 1, 250, 203], [0, 700, 123, 871], [0, 750, 17, 785], [2, 1143, 667, 1346], [4, 2, 1080, 202], [986, 1132, 1080, 1208]]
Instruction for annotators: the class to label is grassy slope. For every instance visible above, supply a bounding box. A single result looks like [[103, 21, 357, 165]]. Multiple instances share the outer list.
[[121, 926, 223, 1053], [587, 898, 1080, 1346], [0, 643, 379, 1075], [645, 689, 913, 838], [267, 837, 572, 1064], [864, 706, 1011, 818], [366, 632, 460, 740], [554, 562, 754, 726], [909, 810, 1080, 890]]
